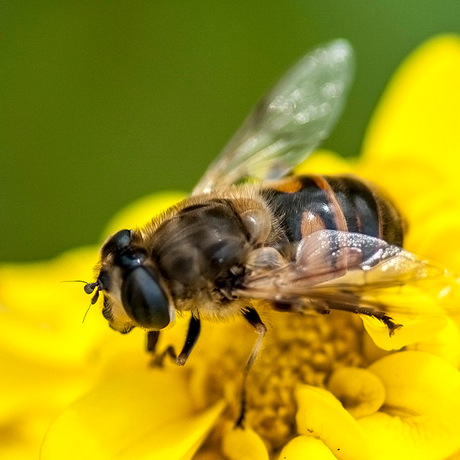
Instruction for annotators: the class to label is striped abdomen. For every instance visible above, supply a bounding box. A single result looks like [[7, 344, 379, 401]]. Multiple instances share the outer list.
[[262, 175, 404, 246]]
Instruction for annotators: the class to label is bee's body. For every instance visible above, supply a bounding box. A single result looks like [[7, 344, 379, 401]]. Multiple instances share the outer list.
[[101, 174, 404, 332]]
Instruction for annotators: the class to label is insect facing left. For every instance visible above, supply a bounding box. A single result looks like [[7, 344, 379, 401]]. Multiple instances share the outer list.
[[84, 40, 459, 424]]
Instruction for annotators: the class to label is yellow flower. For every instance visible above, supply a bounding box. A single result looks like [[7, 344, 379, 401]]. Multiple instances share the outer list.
[[2, 35, 460, 459]]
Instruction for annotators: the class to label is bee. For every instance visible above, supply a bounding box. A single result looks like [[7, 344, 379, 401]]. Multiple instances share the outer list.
[[84, 40, 457, 422]]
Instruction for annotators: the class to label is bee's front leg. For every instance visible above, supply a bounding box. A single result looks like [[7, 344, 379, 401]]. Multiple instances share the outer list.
[[146, 330, 176, 367], [146, 316, 201, 367]]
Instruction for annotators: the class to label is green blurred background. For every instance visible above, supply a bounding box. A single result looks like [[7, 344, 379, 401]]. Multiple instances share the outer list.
[[1, 1, 459, 262]]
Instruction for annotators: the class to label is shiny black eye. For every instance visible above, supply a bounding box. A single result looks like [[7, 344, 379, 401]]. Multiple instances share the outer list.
[[115, 250, 145, 271], [121, 266, 171, 329], [101, 229, 132, 259]]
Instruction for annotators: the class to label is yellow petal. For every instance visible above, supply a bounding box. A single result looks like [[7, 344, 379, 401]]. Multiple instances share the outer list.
[[278, 436, 337, 460], [327, 367, 385, 419], [41, 364, 223, 460], [407, 208, 460, 270], [295, 385, 373, 460], [295, 150, 354, 175], [117, 402, 224, 460], [359, 351, 460, 459], [0, 411, 55, 460], [356, 158, 447, 225], [368, 350, 460, 416], [102, 191, 186, 238], [222, 426, 269, 460], [362, 35, 460, 173], [361, 315, 448, 351], [359, 410, 460, 460], [0, 347, 92, 423], [0, 247, 113, 458], [408, 317, 460, 368], [361, 331, 390, 364], [0, 246, 109, 365], [446, 450, 460, 460]]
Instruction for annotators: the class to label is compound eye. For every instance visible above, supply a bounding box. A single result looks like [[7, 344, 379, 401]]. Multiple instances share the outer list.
[[101, 229, 132, 259], [121, 266, 171, 329]]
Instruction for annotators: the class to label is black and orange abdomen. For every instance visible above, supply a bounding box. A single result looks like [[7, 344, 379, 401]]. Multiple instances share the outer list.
[[262, 175, 404, 246]]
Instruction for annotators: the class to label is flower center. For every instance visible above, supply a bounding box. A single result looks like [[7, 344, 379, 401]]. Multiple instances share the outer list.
[[246, 312, 364, 451], [191, 310, 367, 455]]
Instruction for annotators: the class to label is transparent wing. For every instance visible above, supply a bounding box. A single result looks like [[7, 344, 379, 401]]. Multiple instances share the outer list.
[[235, 230, 460, 317], [193, 39, 354, 195]]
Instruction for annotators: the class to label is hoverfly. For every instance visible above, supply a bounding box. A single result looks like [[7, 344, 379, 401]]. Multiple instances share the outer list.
[[85, 40, 458, 423]]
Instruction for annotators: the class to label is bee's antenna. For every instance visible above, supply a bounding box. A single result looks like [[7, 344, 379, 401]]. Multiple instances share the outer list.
[[61, 279, 90, 284], [82, 302, 92, 324], [61, 280, 100, 323], [61, 279, 100, 302]]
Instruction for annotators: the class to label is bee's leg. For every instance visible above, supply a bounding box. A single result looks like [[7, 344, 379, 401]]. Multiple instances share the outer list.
[[147, 330, 177, 367], [176, 316, 201, 365], [146, 330, 160, 353], [235, 307, 267, 428], [275, 298, 402, 336], [348, 305, 402, 336], [319, 301, 403, 336], [147, 316, 201, 367]]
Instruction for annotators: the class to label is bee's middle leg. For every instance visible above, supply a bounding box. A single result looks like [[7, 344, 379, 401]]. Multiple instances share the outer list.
[[235, 307, 267, 428]]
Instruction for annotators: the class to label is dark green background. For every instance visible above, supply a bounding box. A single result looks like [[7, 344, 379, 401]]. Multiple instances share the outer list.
[[2, 1, 459, 261]]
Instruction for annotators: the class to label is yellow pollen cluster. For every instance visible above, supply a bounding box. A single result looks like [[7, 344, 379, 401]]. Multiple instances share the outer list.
[[192, 310, 368, 456], [246, 312, 365, 453]]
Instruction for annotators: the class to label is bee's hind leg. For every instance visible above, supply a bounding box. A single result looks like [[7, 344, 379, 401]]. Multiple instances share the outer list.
[[358, 307, 402, 336], [275, 297, 403, 337], [321, 301, 403, 337], [146, 316, 201, 367]]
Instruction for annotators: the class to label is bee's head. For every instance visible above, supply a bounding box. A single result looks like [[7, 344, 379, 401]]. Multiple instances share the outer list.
[[86, 229, 174, 333]]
